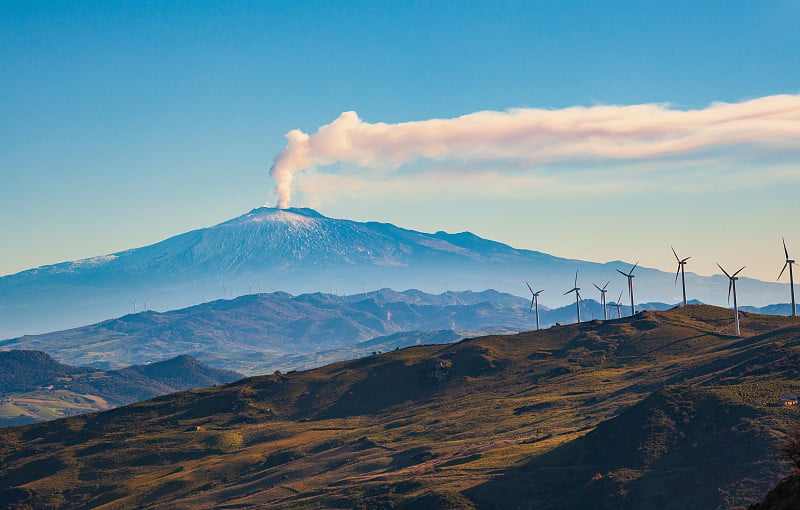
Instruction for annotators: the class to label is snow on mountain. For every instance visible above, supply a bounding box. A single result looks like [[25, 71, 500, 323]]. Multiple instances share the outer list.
[[0, 207, 789, 338]]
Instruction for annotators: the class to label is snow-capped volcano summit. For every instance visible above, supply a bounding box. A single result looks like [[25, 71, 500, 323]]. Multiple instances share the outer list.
[[224, 207, 326, 226], [0, 207, 787, 338]]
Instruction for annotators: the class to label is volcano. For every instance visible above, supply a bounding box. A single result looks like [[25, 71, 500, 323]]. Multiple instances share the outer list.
[[0, 207, 787, 338]]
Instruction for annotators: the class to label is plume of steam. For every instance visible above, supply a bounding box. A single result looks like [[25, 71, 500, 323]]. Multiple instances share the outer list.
[[268, 94, 800, 208], [271, 129, 310, 209]]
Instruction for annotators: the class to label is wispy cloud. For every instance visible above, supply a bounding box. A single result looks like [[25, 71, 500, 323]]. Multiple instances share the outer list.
[[269, 94, 800, 208]]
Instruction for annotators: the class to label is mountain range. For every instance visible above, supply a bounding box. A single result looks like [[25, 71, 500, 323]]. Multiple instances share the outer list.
[[1, 305, 798, 509], [0, 288, 741, 376], [0, 207, 790, 339], [0, 350, 242, 427]]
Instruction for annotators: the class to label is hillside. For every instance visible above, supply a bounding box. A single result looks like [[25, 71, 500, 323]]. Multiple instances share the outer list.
[[1, 306, 799, 509], [0, 207, 787, 339], [0, 351, 242, 427], [750, 472, 800, 510], [748, 428, 800, 510]]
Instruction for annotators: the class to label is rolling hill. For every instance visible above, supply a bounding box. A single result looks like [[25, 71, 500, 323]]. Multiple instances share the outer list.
[[0, 207, 789, 339], [1, 306, 799, 509], [0, 351, 242, 427]]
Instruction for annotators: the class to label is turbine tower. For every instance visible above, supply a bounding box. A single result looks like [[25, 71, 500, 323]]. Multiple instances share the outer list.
[[525, 281, 545, 330], [612, 292, 624, 319], [779, 238, 797, 317], [718, 263, 745, 336], [672, 246, 690, 307], [593, 281, 610, 320], [563, 270, 582, 324], [616, 262, 638, 317]]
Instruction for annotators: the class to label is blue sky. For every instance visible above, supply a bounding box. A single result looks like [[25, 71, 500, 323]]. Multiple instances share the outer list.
[[2, 1, 799, 282]]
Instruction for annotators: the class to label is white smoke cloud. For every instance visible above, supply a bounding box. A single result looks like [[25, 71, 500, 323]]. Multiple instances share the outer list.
[[268, 94, 800, 208]]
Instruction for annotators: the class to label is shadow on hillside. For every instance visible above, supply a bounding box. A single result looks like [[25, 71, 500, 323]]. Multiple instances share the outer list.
[[465, 386, 786, 510]]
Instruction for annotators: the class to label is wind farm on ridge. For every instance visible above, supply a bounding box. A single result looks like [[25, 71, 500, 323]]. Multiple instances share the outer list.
[[526, 240, 799, 336]]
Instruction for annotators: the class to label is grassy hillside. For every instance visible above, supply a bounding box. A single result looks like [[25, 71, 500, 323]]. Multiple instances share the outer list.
[[0, 305, 799, 509]]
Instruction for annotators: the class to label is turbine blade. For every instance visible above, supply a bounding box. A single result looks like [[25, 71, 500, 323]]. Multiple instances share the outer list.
[[631, 261, 639, 274], [779, 262, 789, 280], [784, 237, 790, 260], [616, 269, 627, 277], [717, 263, 731, 278], [682, 256, 691, 263], [733, 266, 746, 277], [563, 289, 572, 296], [537, 289, 545, 294], [728, 280, 733, 304], [603, 280, 610, 290], [530, 296, 535, 311], [574, 270, 579, 288], [675, 264, 681, 284], [593, 283, 601, 291], [671, 246, 679, 262]]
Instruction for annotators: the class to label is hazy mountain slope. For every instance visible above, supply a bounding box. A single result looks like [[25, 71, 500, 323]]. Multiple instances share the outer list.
[[0, 288, 711, 375], [0, 207, 788, 338], [1, 306, 798, 509], [0, 351, 242, 427], [0, 290, 542, 373]]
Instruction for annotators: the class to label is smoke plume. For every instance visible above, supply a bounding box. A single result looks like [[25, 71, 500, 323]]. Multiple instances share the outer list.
[[269, 94, 800, 208]]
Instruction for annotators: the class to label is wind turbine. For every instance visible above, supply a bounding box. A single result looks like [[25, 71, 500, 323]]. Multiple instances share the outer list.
[[593, 281, 610, 320], [563, 270, 582, 324], [671, 246, 690, 307], [616, 262, 638, 317], [525, 281, 545, 330], [717, 263, 745, 336], [612, 292, 624, 319], [779, 238, 797, 317]]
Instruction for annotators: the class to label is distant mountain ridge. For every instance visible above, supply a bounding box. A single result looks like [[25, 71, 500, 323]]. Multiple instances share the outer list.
[[0, 289, 547, 374], [0, 207, 789, 338], [0, 287, 786, 376]]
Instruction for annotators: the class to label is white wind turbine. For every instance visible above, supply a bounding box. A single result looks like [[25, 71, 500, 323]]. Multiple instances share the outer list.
[[611, 292, 624, 319], [717, 263, 745, 336], [616, 262, 638, 317], [778, 238, 797, 317], [563, 270, 582, 324], [593, 281, 610, 320], [671, 246, 690, 307], [525, 281, 545, 330]]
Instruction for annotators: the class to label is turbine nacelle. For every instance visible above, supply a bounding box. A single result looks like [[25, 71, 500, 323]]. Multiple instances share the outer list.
[[525, 281, 544, 297], [616, 261, 638, 279], [717, 263, 745, 304]]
